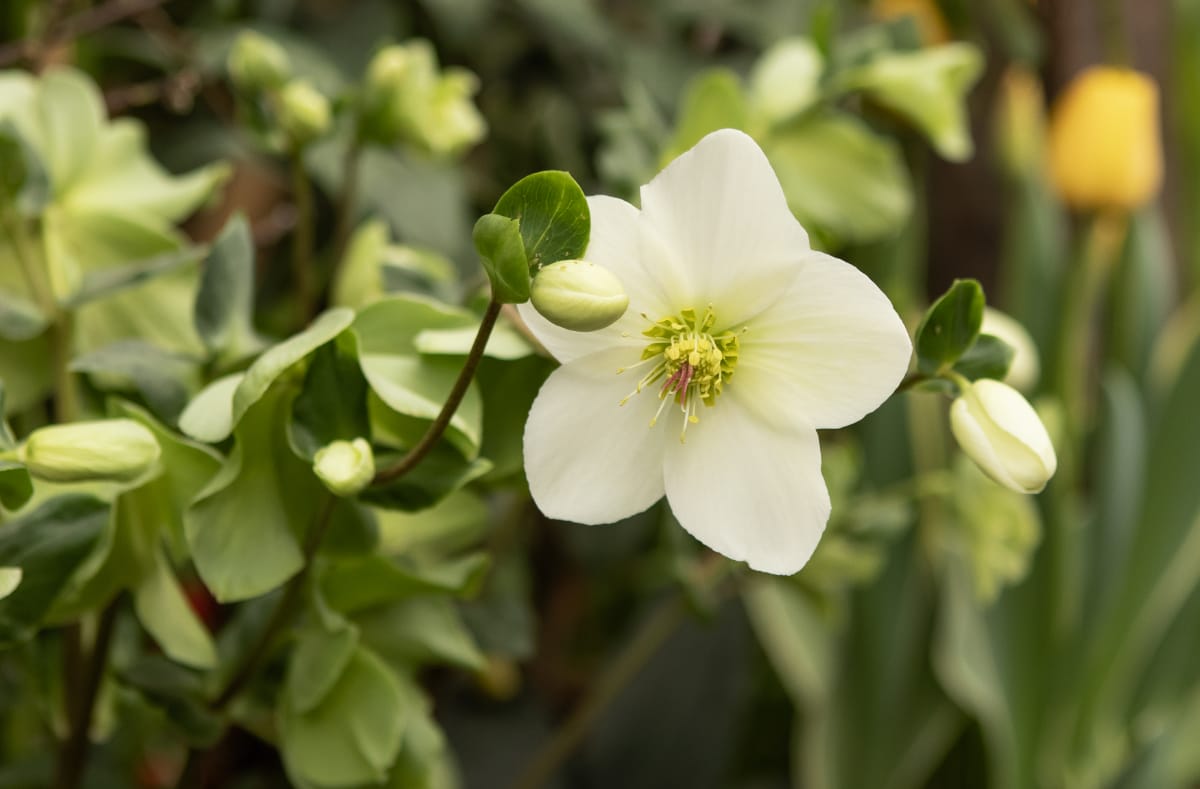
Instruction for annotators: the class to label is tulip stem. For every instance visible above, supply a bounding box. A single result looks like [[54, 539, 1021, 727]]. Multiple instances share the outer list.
[[372, 299, 503, 485]]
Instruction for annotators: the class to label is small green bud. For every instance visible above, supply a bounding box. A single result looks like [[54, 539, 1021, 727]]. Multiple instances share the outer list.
[[19, 419, 161, 484], [313, 438, 375, 497], [227, 31, 292, 94], [530, 260, 629, 332], [277, 80, 331, 147]]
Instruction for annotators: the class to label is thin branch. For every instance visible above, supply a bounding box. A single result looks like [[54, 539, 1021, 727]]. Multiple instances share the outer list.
[[0, 0, 171, 67], [373, 300, 503, 485]]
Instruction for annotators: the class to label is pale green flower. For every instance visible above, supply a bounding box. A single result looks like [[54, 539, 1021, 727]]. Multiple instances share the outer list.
[[950, 378, 1057, 494], [278, 79, 331, 146], [518, 130, 912, 574], [839, 43, 983, 161]]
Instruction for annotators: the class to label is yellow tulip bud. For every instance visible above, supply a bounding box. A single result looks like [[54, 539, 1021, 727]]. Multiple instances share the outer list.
[[530, 260, 629, 332], [313, 438, 375, 497], [949, 379, 1057, 494], [19, 419, 161, 483], [1048, 67, 1162, 211]]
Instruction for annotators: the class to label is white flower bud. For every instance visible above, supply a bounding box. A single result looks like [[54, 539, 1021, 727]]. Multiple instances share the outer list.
[[949, 379, 1057, 494], [227, 32, 291, 94], [19, 419, 161, 483], [530, 260, 629, 332], [313, 438, 375, 497], [981, 307, 1040, 392], [278, 80, 331, 146]]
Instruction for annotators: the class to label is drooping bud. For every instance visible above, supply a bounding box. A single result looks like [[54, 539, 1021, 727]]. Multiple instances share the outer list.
[[530, 260, 629, 332], [19, 419, 161, 484], [1048, 66, 1162, 211], [277, 80, 332, 147], [949, 378, 1057, 494], [313, 438, 375, 497], [748, 38, 823, 126], [227, 31, 292, 94]]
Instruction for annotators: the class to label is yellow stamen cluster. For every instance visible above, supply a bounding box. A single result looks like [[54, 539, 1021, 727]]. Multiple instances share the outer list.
[[618, 307, 740, 441]]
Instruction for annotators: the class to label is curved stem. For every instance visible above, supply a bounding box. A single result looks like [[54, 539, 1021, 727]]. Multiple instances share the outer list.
[[373, 299, 503, 485]]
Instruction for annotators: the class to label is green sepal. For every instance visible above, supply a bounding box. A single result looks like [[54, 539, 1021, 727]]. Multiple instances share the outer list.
[[915, 278, 985, 375], [472, 213, 531, 303], [952, 333, 1015, 382], [493, 171, 590, 269]]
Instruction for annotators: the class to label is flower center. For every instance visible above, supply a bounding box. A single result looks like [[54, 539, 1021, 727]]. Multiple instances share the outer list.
[[618, 306, 741, 441]]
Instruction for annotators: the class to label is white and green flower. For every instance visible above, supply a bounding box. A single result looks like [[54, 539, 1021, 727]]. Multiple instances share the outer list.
[[518, 129, 912, 575]]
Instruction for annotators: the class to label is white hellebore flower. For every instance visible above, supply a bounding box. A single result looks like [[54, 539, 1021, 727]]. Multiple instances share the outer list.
[[518, 129, 912, 575], [949, 378, 1057, 494]]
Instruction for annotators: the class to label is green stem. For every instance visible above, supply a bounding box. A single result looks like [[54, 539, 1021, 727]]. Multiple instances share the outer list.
[[510, 557, 729, 789], [289, 149, 317, 326], [331, 136, 363, 267], [1100, 0, 1130, 66], [373, 300, 503, 485], [54, 601, 119, 789], [3, 208, 76, 421], [211, 494, 337, 710]]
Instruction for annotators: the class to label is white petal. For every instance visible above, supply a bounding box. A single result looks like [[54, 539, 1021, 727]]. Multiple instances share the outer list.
[[524, 347, 667, 523], [663, 395, 830, 575], [639, 129, 810, 322], [734, 250, 912, 430], [517, 195, 676, 363]]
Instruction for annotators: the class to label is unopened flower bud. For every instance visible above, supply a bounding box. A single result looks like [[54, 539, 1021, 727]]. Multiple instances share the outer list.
[[0, 567, 21, 601], [278, 80, 331, 147], [227, 32, 291, 94], [949, 379, 1057, 494], [1048, 66, 1162, 211], [313, 438, 374, 497], [19, 419, 161, 483], [530, 260, 629, 332]]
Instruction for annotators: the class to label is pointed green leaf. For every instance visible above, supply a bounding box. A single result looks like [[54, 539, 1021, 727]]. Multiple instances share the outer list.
[[665, 68, 748, 160], [194, 214, 262, 360], [280, 646, 413, 786], [0, 495, 110, 647], [286, 620, 359, 714], [185, 387, 319, 602], [952, 333, 1015, 382], [133, 550, 218, 669], [915, 278, 984, 374]]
